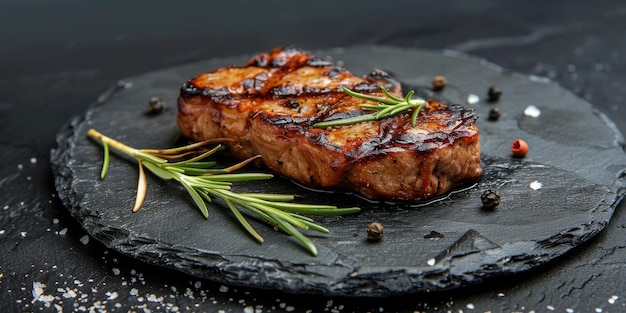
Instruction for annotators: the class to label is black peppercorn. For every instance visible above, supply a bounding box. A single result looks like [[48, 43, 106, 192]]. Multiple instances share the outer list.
[[488, 108, 501, 121], [432, 76, 447, 91], [147, 97, 165, 115], [366, 222, 384, 240], [487, 86, 502, 102], [481, 190, 500, 210]]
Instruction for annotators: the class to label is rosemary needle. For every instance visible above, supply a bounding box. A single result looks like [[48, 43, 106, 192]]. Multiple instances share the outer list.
[[313, 87, 428, 128], [87, 128, 360, 256]]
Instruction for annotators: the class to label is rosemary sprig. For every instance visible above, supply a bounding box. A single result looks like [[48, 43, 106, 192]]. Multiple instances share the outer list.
[[87, 128, 360, 256], [313, 86, 428, 128]]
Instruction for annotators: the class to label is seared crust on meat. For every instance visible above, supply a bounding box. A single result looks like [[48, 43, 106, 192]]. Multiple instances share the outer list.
[[177, 45, 482, 201]]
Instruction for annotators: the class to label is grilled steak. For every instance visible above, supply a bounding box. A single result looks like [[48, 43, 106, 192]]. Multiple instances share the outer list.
[[177, 46, 482, 201]]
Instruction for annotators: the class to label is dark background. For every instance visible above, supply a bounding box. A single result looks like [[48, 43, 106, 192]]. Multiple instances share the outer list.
[[1, 1, 625, 312]]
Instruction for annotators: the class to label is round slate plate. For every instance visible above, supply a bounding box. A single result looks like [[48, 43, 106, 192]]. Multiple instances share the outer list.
[[51, 46, 626, 297]]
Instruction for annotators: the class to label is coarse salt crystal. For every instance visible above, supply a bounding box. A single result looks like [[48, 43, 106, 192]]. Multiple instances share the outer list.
[[529, 181, 543, 190], [147, 294, 162, 302], [32, 282, 45, 302], [426, 258, 436, 266], [106, 292, 119, 300], [467, 94, 480, 104], [524, 105, 541, 118], [79, 235, 89, 245], [63, 289, 77, 298]]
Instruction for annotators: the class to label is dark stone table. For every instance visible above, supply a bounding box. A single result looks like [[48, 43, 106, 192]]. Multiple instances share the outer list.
[[2, 1, 625, 312]]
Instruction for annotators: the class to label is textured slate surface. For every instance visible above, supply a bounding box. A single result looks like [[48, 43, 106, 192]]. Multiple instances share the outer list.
[[51, 46, 626, 296]]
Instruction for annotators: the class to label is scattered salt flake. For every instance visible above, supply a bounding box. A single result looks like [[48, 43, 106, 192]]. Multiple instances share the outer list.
[[147, 294, 163, 302], [130, 288, 139, 296], [30, 157, 37, 164], [17, 164, 23, 170], [32, 282, 46, 303], [426, 258, 436, 266], [566, 308, 574, 313], [79, 235, 90, 245], [219, 285, 229, 292], [285, 306, 295, 312], [62, 289, 77, 298], [608, 295, 618, 304], [20, 231, 27, 238], [466, 303, 475, 310], [52, 218, 59, 225], [595, 308, 602, 313], [112, 268, 121, 275], [58, 228, 67, 236], [0, 230, 5, 235], [244, 306, 254, 313], [547, 305, 555, 310], [194, 281, 201, 289], [467, 94, 480, 104], [524, 105, 541, 118], [529, 180, 543, 190], [497, 292, 505, 297]]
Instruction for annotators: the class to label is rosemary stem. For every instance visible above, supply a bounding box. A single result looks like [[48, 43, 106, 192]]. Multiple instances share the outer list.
[[87, 129, 166, 165]]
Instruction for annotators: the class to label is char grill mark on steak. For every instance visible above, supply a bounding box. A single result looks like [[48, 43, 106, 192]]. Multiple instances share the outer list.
[[177, 46, 482, 201]]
